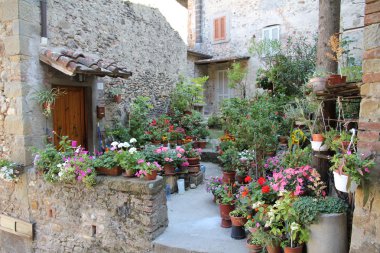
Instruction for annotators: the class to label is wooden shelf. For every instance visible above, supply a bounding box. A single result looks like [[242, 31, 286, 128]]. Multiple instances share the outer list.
[[316, 82, 362, 99]]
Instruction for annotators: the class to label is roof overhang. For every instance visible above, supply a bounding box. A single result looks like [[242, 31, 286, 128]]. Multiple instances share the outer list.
[[195, 56, 250, 65], [39, 48, 132, 79], [187, 49, 213, 59], [176, 0, 188, 8]]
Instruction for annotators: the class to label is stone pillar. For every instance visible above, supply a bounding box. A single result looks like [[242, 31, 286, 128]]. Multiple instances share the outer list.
[[0, 0, 45, 165], [350, 1, 380, 252]]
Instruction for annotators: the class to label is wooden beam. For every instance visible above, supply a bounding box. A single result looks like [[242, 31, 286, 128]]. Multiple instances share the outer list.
[[0, 214, 33, 239]]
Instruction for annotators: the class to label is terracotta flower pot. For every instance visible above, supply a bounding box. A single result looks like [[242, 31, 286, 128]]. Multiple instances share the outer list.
[[312, 133, 324, 142], [114, 94, 122, 103], [197, 141, 207, 149], [144, 170, 158, 181], [236, 174, 247, 184], [151, 140, 161, 145], [163, 164, 176, 175], [266, 245, 281, 253], [327, 75, 346, 86], [309, 77, 327, 92], [187, 157, 200, 166], [219, 204, 234, 228], [122, 168, 135, 177], [222, 171, 236, 184], [284, 245, 303, 253], [95, 166, 122, 176], [188, 165, 200, 173], [246, 243, 263, 253], [230, 216, 247, 227]]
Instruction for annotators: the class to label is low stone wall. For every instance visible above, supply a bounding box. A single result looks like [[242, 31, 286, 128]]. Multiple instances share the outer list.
[[0, 171, 168, 253]]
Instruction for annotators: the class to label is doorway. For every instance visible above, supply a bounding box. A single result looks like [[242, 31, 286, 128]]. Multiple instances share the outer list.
[[53, 86, 87, 148]]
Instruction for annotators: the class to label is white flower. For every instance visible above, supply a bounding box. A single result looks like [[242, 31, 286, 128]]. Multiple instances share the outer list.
[[111, 141, 119, 147], [290, 222, 300, 231], [252, 201, 264, 209], [130, 138, 137, 144], [118, 143, 124, 148], [128, 147, 137, 154], [123, 142, 130, 148]]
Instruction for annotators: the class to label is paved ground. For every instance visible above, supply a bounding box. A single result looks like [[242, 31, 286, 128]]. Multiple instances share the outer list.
[[153, 162, 247, 253]]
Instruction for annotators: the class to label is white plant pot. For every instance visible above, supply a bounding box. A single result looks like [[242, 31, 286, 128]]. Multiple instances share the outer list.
[[307, 213, 347, 253], [311, 141, 328, 151], [333, 171, 358, 193]]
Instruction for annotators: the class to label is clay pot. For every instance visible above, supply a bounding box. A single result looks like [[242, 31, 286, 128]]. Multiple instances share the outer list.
[[312, 133, 324, 142], [219, 204, 234, 228], [122, 168, 135, 178], [284, 245, 303, 253], [266, 245, 281, 253], [151, 140, 161, 145], [327, 75, 346, 86], [230, 216, 247, 227], [309, 77, 327, 92], [187, 157, 200, 166], [246, 243, 263, 253], [95, 166, 122, 176], [188, 165, 200, 173], [222, 171, 236, 184], [163, 164, 176, 175], [197, 141, 207, 149], [96, 106, 105, 119], [144, 170, 158, 181], [184, 110, 192, 115], [114, 94, 122, 103]]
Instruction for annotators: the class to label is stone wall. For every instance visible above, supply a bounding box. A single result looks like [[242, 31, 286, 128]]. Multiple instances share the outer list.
[[350, 0, 380, 252], [46, 0, 187, 122], [0, 173, 167, 253]]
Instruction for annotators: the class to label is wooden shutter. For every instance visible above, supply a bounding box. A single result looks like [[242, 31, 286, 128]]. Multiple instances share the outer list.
[[214, 18, 220, 40], [220, 16, 226, 40]]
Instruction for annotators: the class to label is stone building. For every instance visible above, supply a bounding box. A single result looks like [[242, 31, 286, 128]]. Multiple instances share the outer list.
[[0, 0, 186, 252], [184, 0, 365, 115], [0, 0, 187, 165]]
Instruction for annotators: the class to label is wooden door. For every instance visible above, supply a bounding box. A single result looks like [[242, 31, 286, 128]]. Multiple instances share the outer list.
[[53, 86, 87, 148]]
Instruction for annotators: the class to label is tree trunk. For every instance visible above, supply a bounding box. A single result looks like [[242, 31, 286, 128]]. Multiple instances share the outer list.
[[316, 0, 341, 128]]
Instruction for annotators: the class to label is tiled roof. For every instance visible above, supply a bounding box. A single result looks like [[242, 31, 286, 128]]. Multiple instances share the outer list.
[[39, 48, 132, 79]]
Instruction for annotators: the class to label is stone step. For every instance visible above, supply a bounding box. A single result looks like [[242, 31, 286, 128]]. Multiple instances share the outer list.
[[153, 242, 206, 253]]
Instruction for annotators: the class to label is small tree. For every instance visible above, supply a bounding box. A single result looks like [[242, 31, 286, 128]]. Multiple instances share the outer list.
[[227, 62, 248, 98]]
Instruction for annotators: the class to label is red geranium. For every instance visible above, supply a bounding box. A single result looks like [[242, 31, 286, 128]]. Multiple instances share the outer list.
[[257, 177, 266, 186], [150, 119, 157, 126], [261, 185, 270, 194], [244, 176, 252, 183]]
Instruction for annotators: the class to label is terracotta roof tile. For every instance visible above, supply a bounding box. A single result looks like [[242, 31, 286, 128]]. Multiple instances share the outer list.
[[39, 47, 132, 78]]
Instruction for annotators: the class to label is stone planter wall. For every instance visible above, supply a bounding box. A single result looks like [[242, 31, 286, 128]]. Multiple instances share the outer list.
[[0, 170, 168, 253]]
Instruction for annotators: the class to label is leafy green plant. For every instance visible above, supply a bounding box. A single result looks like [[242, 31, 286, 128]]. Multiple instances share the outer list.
[[218, 147, 239, 172], [93, 151, 118, 169], [170, 76, 208, 112], [229, 208, 248, 218], [216, 184, 235, 205], [108, 86, 122, 96], [247, 228, 267, 246], [227, 62, 248, 98], [207, 114, 223, 129], [128, 96, 153, 145], [293, 196, 347, 226], [33, 88, 66, 117], [106, 124, 130, 142], [115, 149, 143, 171], [0, 159, 21, 182]]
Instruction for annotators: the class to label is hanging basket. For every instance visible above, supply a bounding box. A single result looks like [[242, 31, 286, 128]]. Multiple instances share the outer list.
[[333, 171, 358, 193]]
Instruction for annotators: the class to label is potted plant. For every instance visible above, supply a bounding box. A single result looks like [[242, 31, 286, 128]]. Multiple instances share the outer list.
[[0, 159, 21, 182], [195, 127, 210, 148], [135, 160, 162, 180], [206, 176, 224, 202], [308, 69, 329, 93], [217, 184, 235, 228], [330, 151, 374, 201], [115, 147, 142, 177], [109, 86, 123, 103], [154, 146, 186, 175], [93, 151, 122, 176], [293, 196, 348, 253], [183, 143, 202, 165], [246, 229, 266, 253], [33, 88, 65, 117], [229, 208, 248, 227], [326, 34, 348, 86], [218, 147, 239, 183]]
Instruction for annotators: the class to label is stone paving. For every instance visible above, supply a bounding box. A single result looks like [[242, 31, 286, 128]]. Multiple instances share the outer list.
[[153, 162, 247, 253]]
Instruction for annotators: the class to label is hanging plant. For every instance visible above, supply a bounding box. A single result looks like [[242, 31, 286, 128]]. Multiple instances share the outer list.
[[33, 88, 65, 117]]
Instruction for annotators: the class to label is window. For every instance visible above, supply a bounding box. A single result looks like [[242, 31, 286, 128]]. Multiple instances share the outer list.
[[216, 70, 234, 106], [213, 16, 226, 41], [262, 25, 280, 41]]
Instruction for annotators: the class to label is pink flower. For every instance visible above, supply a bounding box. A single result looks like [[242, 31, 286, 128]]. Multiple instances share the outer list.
[[347, 150, 352, 155], [294, 185, 303, 196], [297, 177, 303, 184], [364, 167, 370, 173], [177, 153, 182, 158], [181, 161, 189, 167], [155, 149, 162, 154], [256, 223, 261, 228], [137, 159, 145, 164], [164, 157, 170, 162]]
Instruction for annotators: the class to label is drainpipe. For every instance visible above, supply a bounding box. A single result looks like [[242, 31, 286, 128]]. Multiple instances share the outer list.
[[195, 0, 202, 48], [40, 0, 48, 45]]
